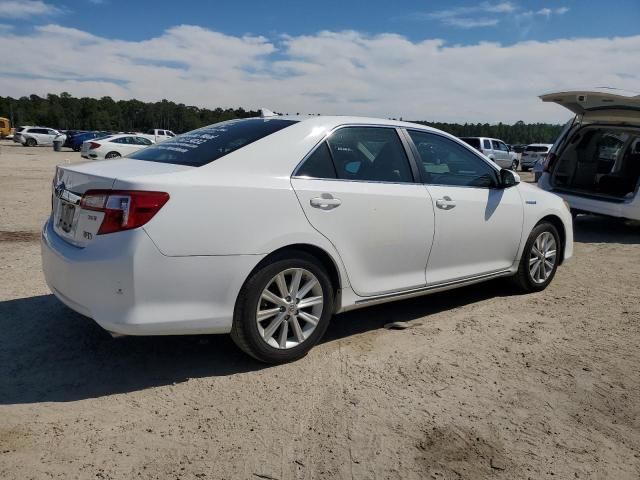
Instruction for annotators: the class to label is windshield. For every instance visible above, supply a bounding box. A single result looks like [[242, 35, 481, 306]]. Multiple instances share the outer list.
[[129, 118, 298, 167], [460, 138, 481, 149]]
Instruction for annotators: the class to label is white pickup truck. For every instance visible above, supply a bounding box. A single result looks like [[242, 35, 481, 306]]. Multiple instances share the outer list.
[[143, 129, 176, 143]]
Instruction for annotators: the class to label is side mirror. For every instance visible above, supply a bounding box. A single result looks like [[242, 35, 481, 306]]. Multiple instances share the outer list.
[[500, 168, 520, 188]]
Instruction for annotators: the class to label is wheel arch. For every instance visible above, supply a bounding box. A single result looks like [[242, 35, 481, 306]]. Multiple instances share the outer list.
[[257, 243, 341, 292], [538, 214, 566, 265], [238, 243, 344, 316]]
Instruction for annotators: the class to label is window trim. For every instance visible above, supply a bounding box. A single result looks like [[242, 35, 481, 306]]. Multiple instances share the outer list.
[[291, 124, 421, 185], [403, 128, 501, 189]]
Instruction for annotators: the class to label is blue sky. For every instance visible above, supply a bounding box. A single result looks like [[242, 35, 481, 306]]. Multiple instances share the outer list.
[[0, 1, 639, 122], [9, 0, 637, 44]]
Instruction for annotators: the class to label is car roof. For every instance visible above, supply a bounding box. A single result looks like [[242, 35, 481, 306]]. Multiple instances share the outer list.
[[273, 115, 433, 130]]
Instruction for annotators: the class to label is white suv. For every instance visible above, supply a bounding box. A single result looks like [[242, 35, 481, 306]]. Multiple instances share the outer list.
[[538, 89, 640, 221], [460, 137, 518, 170], [20, 127, 61, 147]]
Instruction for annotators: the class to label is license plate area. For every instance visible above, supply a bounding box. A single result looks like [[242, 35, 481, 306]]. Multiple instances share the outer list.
[[58, 202, 76, 233]]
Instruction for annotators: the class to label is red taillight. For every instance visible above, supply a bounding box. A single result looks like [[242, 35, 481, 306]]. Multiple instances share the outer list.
[[543, 153, 557, 172], [89, 142, 101, 149], [80, 190, 169, 235]]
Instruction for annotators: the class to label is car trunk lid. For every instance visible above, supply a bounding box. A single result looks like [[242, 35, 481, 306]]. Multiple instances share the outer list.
[[540, 89, 640, 125], [52, 159, 192, 247]]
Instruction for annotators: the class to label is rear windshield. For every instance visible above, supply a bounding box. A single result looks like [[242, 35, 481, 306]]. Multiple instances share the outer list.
[[460, 138, 481, 149], [130, 118, 298, 167], [525, 145, 550, 152]]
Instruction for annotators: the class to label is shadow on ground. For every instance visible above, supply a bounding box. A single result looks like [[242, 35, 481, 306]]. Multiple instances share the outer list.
[[573, 215, 640, 244], [0, 279, 515, 404]]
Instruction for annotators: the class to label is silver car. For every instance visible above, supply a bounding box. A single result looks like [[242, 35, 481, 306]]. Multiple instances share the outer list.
[[460, 137, 518, 170]]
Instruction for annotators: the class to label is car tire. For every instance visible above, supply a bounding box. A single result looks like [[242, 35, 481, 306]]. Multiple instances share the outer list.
[[511, 160, 518, 171], [512, 222, 561, 293], [231, 251, 334, 363], [73, 146, 81, 152], [521, 167, 530, 172], [25, 138, 36, 147], [105, 152, 121, 159]]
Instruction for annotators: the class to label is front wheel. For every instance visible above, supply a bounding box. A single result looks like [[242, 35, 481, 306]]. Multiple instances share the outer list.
[[231, 252, 334, 363], [512, 222, 561, 292]]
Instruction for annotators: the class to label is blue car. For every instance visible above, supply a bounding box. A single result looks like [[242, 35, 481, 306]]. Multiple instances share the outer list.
[[66, 131, 111, 151]]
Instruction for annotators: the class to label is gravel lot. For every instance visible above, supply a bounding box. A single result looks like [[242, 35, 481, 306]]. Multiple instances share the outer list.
[[1, 140, 639, 479]]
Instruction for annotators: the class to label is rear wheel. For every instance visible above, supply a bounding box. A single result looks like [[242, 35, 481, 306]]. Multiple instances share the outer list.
[[105, 151, 121, 159], [511, 160, 518, 171], [512, 222, 560, 292], [25, 138, 36, 147], [521, 166, 530, 172], [231, 252, 334, 363]]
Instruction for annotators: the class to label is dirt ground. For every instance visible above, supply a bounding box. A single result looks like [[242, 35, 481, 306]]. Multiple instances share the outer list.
[[0, 139, 639, 480]]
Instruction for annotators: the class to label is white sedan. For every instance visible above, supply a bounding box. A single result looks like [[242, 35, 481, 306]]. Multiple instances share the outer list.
[[81, 134, 154, 160], [42, 115, 573, 363]]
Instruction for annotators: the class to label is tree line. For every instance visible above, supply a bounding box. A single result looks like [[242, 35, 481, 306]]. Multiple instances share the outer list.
[[0, 93, 564, 144]]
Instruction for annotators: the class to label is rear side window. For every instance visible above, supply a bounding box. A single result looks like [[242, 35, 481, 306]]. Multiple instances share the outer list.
[[297, 142, 337, 179], [327, 127, 413, 183], [483, 139, 492, 149], [408, 130, 497, 188], [130, 119, 297, 167]]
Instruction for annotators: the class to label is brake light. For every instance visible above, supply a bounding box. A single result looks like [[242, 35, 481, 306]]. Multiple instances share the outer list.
[[80, 190, 169, 234], [89, 142, 101, 149], [543, 153, 557, 172]]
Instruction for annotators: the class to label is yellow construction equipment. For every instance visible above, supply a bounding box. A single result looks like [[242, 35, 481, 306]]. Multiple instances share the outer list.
[[0, 117, 14, 138]]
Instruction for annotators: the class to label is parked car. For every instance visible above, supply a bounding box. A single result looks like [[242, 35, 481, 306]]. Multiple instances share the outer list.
[[143, 129, 176, 143], [538, 89, 640, 221], [42, 116, 573, 363], [459, 137, 518, 170], [67, 131, 111, 151], [20, 127, 61, 146], [520, 144, 553, 171], [13, 126, 33, 143], [81, 134, 154, 160]]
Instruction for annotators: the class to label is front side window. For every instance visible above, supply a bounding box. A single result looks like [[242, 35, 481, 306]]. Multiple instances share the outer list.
[[408, 130, 498, 188], [326, 127, 413, 183]]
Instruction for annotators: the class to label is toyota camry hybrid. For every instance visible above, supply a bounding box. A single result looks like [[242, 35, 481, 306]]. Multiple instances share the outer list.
[[42, 115, 573, 363]]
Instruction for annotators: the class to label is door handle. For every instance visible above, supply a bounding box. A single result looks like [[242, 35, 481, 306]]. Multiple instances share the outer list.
[[435, 196, 456, 210], [310, 194, 342, 210]]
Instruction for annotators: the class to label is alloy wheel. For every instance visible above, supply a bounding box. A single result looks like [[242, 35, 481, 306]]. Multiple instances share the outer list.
[[528, 231, 557, 284], [256, 268, 324, 349]]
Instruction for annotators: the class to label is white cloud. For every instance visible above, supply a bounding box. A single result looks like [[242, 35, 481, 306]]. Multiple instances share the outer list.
[[534, 7, 569, 17], [419, 2, 518, 28], [0, 0, 60, 19], [0, 25, 637, 123], [419, 2, 569, 29]]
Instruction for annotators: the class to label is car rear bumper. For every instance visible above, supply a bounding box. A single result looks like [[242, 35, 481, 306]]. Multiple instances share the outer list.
[[41, 218, 263, 335], [538, 174, 640, 221]]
